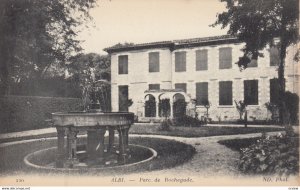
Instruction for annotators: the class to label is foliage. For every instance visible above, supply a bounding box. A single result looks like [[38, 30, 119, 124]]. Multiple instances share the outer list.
[[0, 0, 97, 95], [127, 99, 134, 108], [265, 102, 279, 122], [172, 115, 202, 127], [67, 53, 111, 111], [6, 76, 81, 98], [173, 99, 187, 118], [0, 96, 81, 133], [239, 133, 299, 176], [159, 99, 171, 118], [159, 119, 172, 131], [159, 99, 171, 131], [145, 97, 156, 117], [234, 100, 247, 120], [212, 0, 299, 124], [110, 42, 135, 49], [212, 0, 298, 67], [282, 91, 299, 125]]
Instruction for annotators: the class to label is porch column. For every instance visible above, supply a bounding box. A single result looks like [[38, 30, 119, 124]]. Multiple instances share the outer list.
[[155, 100, 159, 118], [170, 99, 174, 118]]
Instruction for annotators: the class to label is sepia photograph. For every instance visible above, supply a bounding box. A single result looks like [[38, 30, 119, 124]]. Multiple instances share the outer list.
[[0, 0, 299, 188]]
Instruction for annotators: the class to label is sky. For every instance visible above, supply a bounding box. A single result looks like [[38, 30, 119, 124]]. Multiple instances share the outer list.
[[78, 0, 228, 54]]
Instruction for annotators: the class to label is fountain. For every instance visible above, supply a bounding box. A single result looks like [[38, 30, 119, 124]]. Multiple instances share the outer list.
[[1, 70, 194, 175], [50, 79, 138, 168]]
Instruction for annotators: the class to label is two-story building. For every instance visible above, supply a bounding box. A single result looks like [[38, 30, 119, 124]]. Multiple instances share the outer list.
[[104, 35, 299, 122]]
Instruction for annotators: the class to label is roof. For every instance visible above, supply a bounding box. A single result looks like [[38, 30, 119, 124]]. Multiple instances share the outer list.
[[104, 35, 240, 53], [144, 89, 185, 93]]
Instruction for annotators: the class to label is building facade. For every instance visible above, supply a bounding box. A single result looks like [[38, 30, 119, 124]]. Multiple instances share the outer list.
[[105, 35, 299, 122]]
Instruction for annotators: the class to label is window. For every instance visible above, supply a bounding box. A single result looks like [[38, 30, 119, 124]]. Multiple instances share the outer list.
[[118, 85, 128, 111], [219, 81, 232, 105], [175, 51, 186, 72], [196, 82, 208, 105], [244, 80, 258, 105], [149, 84, 160, 90], [175, 83, 187, 92], [248, 59, 258, 67], [219, 47, 232, 69], [269, 46, 280, 66], [196, 49, 208, 71], [118, 55, 128, 74], [270, 78, 279, 104], [149, 52, 160, 72]]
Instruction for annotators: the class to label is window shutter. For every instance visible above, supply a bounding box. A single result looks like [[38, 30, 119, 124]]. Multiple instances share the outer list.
[[270, 79, 279, 104], [269, 47, 280, 66], [175, 83, 187, 92], [118, 55, 128, 74], [196, 50, 208, 71], [196, 82, 208, 105], [219, 48, 232, 69], [149, 52, 160, 72], [149, 84, 160, 90], [244, 80, 258, 105], [219, 81, 232, 105], [248, 59, 258, 67], [175, 52, 186, 72]]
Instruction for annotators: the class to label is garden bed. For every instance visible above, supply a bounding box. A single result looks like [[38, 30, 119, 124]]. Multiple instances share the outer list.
[[130, 124, 283, 138], [217, 134, 299, 176]]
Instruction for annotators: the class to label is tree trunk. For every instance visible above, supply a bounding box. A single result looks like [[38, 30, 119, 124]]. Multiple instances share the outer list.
[[278, 41, 287, 125]]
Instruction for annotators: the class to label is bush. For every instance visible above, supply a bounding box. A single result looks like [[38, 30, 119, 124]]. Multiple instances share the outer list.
[[239, 133, 299, 176], [283, 91, 299, 125], [0, 96, 82, 133], [159, 119, 171, 131], [173, 99, 187, 118], [173, 115, 202, 127]]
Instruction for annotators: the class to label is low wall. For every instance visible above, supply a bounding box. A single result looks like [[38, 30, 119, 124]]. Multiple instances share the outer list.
[[0, 96, 82, 133]]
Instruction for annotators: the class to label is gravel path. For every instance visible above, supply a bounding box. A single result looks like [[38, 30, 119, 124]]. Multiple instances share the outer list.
[[128, 132, 282, 177]]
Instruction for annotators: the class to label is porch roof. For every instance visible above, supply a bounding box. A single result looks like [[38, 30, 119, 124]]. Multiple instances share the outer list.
[[144, 89, 185, 93]]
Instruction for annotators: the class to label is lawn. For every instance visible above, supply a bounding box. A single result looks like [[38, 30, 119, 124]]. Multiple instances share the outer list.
[[0, 124, 284, 144], [130, 124, 284, 138]]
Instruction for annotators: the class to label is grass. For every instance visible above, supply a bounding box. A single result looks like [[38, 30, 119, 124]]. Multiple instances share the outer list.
[[0, 124, 284, 144], [130, 124, 283, 138]]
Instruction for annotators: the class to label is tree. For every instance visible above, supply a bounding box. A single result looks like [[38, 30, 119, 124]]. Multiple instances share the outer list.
[[0, 0, 97, 95], [67, 53, 111, 111], [212, 0, 299, 124], [234, 100, 247, 120]]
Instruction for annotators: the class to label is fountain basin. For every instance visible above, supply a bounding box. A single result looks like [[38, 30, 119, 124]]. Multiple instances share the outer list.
[[52, 111, 134, 127], [51, 111, 135, 168], [24, 144, 157, 171]]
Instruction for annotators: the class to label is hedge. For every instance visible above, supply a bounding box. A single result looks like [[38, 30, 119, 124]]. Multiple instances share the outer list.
[[0, 96, 82, 133]]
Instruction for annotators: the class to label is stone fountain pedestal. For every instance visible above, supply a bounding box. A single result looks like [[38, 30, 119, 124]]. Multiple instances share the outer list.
[[52, 112, 134, 168]]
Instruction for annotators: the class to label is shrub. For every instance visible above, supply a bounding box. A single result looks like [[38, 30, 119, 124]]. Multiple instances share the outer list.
[[173, 99, 187, 118], [265, 102, 279, 123], [283, 91, 299, 125], [239, 133, 299, 176], [159, 99, 170, 118], [234, 100, 247, 120], [0, 96, 81, 133], [173, 115, 202, 127], [159, 119, 172, 131]]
